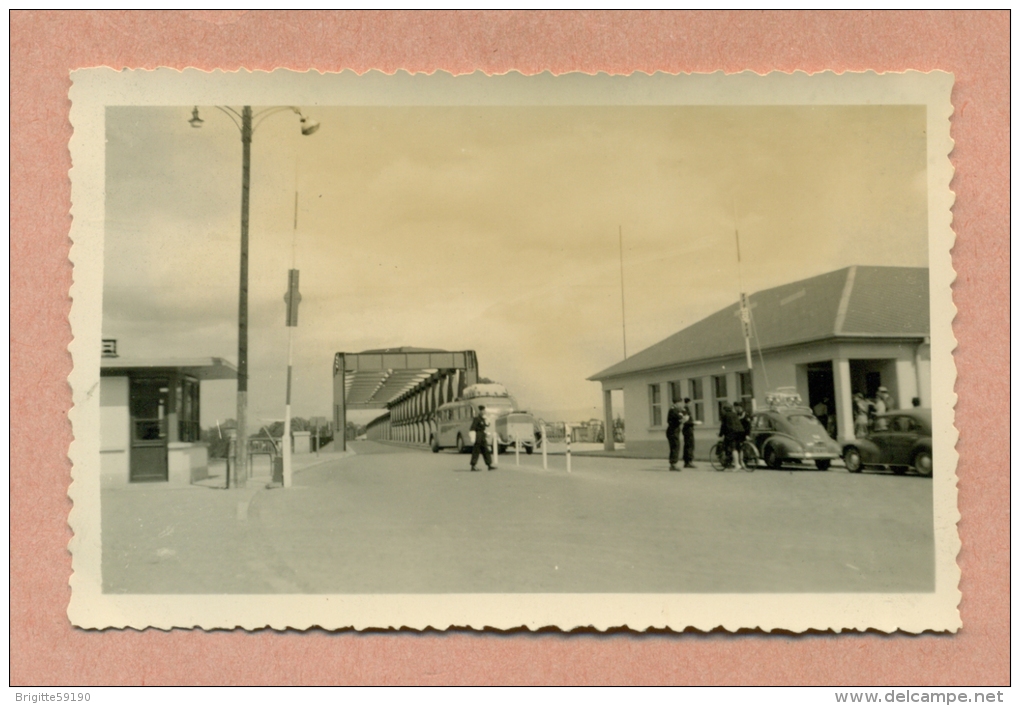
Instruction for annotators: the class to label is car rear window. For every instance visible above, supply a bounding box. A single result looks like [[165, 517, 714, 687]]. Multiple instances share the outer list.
[[787, 414, 823, 427]]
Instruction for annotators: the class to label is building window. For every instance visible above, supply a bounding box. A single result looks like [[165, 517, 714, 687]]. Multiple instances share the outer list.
[[713, 374, 729, 420], [669, 381, 684, 405], [648, 384, 662, 427], [688, 378, 704, 423], [738, 371, 754, 412], [179, 377, 200, 442]]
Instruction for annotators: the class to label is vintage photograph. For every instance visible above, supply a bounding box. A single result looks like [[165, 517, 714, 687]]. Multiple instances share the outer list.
[[68, 69, 959, 631]]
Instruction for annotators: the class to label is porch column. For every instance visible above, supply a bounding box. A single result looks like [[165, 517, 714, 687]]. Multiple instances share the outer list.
[[833, 358, 853, 442], [603, 387, 615, 451]]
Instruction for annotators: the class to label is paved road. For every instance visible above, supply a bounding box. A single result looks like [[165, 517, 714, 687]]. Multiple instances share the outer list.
[[102, 441, 934, 594]]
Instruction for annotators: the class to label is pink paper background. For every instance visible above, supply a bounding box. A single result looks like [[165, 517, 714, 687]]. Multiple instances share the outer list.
[[10, 11, 1009, 685]]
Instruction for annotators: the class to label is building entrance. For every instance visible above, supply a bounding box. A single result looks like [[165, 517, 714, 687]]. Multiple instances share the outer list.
[[848, 359, 898, 401], [805, 361, 837, 438], [129, 377, 169, 482]]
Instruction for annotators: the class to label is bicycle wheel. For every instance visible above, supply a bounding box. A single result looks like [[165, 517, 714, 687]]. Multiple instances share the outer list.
[[741, 441, 758, 471], [709, 443, 726, 472]]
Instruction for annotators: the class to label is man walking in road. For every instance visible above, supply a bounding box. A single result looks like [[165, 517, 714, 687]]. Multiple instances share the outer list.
[[681, 398, 696, 468], [470, 405, 495, 471], [666, 402, 683, 471]]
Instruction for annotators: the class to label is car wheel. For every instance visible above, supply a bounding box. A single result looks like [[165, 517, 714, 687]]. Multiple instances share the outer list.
[[764, 446, 782, 470], [913, 450, 933, 477], [456, 434, 467, 453], [815, 459, 831, 471], [525, 445, 533, 455], [430, 436, 440, 453], [843, 448, 863, 473], [892, 466, 907, 475]]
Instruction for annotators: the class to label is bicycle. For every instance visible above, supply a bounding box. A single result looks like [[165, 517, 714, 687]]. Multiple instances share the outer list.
[[709, 441, 758, 472]]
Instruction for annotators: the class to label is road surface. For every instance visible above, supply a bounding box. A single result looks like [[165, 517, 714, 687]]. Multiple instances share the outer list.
[[102, 440, 934, 594]]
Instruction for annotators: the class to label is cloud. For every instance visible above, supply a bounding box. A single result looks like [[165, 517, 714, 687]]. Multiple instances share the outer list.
[[104, 104, 929, 423]]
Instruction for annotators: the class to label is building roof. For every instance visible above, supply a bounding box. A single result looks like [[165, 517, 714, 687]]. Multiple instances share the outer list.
[[100, 356, 238, 380], [590, 265, 929, 381]]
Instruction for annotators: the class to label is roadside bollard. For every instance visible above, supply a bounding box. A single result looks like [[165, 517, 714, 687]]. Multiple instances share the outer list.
[[566, 424, 572, 473], [515, 431, 520, 465], [493, 434, 498, 466], [541, 423, 548, 470]]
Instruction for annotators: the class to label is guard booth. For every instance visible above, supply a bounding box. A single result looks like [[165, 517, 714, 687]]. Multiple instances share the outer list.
[[100, 350, 237, 486]]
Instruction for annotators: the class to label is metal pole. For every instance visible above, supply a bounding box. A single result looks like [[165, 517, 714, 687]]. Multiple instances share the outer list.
[[619, 225, 628, 359], [283, 327, 294, 487], [515, 431, 520, 465], [234, 105, 252, 488]]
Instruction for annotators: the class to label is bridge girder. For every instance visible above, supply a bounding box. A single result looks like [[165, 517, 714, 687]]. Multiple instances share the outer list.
[[332, 348, 478, 450]]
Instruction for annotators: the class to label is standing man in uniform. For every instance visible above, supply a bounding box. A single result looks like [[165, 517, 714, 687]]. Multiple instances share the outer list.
[[666, 402, 683, 471], [681, 398, 696, 468], [470, 405, 495, 471]]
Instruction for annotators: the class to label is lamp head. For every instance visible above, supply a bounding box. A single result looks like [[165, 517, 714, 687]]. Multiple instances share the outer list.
[[300, 116, 320, 136], [188, 106, 204, 128]]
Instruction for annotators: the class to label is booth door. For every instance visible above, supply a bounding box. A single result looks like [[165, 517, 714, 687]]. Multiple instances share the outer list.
[[129, 378, 169, 482]]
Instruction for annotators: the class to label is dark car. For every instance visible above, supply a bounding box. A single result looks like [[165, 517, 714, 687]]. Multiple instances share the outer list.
[[842, 408, 932, 477], [748, 407, 843, 470]]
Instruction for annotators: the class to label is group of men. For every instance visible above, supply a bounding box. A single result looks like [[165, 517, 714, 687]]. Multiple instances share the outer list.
[[665, 398, 698, 471], [666, 399, 753, 471], [853, 386, 898, 436]]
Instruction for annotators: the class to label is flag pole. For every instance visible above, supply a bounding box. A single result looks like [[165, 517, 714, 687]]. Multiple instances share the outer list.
[[619, 225, 628, 359]]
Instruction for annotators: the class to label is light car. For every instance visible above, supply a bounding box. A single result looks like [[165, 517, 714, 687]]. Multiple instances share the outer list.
[[841, 408, 932, 477], [748, 407, 843, 470], [493, 411, 538, 454]]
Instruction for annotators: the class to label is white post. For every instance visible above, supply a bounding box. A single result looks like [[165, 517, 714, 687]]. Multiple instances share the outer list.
[[283, 326, 293, 488], [541, 422, 548, 470], [565, 424, 572, 473], [492, 426, 498, 466], [515, 431, 520, 465]]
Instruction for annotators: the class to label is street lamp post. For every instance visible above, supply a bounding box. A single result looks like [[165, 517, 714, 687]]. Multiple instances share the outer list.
[[190, 105, 319, 488]]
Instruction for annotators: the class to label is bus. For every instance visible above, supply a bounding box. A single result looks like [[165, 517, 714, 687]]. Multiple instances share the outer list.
[[430, 383, 538, 454]]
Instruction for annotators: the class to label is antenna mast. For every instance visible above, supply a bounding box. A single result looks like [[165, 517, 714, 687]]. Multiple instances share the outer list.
[[735, 225, 753, 373], [619, 225, 628, 359]]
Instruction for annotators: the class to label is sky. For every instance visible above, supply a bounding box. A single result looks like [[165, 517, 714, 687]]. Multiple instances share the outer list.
[[103, 104, 928, 427]]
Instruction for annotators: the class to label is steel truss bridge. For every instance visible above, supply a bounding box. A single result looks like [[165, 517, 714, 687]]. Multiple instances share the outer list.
[[332, 348, 479, 450]]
